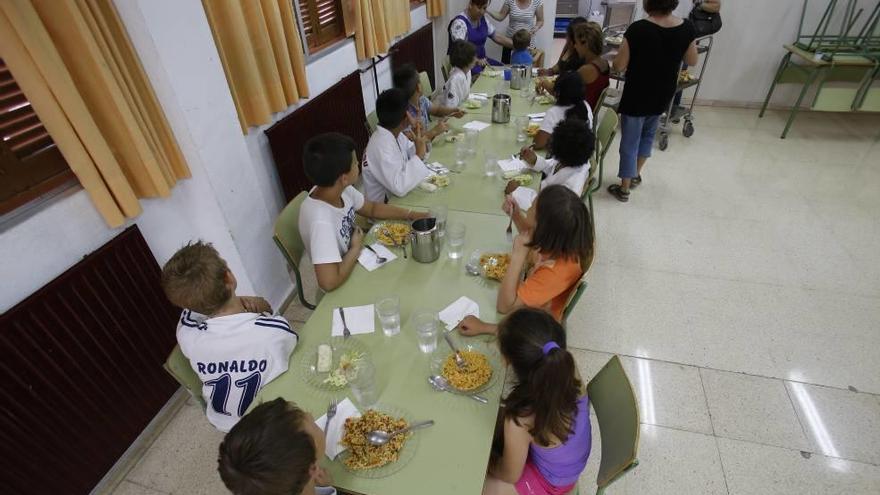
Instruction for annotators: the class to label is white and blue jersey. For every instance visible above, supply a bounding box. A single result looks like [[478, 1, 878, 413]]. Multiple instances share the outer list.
[[176, 309, 298, 432]]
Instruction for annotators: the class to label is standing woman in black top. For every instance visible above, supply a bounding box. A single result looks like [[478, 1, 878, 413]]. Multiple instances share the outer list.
[[607, 0, 698, 202]]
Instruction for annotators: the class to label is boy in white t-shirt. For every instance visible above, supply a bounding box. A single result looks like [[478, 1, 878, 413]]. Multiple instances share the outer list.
[[162, 242, 298, 433], [505, 119, 595, 232], [299, 132, 427, 291], [219, 398, 337, 495], [434, 39, 477, 108]]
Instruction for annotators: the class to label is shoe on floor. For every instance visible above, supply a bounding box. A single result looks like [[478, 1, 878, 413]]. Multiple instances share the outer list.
[[608, 184, 630, 202], [630, 175, 642, 189]]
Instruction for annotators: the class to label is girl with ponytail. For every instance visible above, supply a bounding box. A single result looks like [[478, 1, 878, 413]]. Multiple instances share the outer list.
[[483, 308, 592, 495]]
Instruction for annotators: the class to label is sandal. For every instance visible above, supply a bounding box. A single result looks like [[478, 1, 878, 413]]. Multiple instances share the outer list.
[[608, 184, 630, 202], [630, 175, 642, 189]]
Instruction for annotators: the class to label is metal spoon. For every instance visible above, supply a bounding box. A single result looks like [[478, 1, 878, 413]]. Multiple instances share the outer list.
[[366, 420, 435, 446], [364, 244, 387, 264], [428, 375, 488, 404]]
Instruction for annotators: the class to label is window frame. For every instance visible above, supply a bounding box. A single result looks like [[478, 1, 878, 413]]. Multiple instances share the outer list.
[[293, 0, 348, 57]]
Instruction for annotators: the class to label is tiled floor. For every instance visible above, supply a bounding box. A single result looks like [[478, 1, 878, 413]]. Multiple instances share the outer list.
[[111, 107, 880, 494]]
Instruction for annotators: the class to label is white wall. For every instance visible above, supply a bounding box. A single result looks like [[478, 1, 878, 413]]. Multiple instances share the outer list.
[[0, 1, 434, 313]]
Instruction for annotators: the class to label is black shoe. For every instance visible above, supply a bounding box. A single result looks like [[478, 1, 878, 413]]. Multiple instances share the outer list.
[[630, 176, 642, 189], [608, 184, 630, 202]]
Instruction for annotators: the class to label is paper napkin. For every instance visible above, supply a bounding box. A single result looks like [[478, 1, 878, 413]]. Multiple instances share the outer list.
[[426, 162, 450, 174], [438, 296, 481, 331], [331, 304, 375, 337], [462, 120, 491, 132], [497, 157, 527, 174], [315, 398, 360, 460], [357, 243, 397, 271], [469, 92, 489, 100], [511, 187, 538, 211]]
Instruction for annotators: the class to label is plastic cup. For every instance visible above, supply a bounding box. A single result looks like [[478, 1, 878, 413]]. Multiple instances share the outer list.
[[515, 116, 529, 143], [465, 129, 478, 158], [483, 152, 498, 177], [413, 310, 439, 354], [429, 204, 448, 237], [454, 140, 468, 170], [447, 222, 466, 259], [376, 296, 401, 337]]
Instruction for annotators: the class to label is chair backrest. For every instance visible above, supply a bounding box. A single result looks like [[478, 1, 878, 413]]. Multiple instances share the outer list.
[[274, 191, 310, 272], [419, 71, 433, 95], [587, 109, 619, 197], [562, 279, 587, 326], [163, 344, 205, 408], [441, 56, 451, 81], [366, 110, 379, 134], [587, 355, 640, 491], [593, 86, 610, 115]]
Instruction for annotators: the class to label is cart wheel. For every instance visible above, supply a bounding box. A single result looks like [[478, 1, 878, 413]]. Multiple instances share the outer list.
[[683, 121, 695, 138], [658, 133, 669, 151]]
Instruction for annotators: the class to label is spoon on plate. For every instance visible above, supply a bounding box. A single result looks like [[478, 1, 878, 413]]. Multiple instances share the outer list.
[[428, 375, 488, 404], [366, 420, 435, 446]]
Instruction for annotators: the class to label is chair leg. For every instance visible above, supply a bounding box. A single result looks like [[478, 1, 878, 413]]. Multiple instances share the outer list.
[[760, 52, 792, 118], [782, 68, 821, 139], [294, 269, 316, 310]]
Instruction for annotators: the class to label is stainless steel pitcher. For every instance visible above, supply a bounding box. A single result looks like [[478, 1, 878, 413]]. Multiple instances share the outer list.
[[410, 218, 440, 263], [509, 64, 529, 90], [491, 94, 511, 124]]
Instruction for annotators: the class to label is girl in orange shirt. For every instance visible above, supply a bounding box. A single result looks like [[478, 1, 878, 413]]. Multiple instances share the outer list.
[[459, 185, 593, 336]]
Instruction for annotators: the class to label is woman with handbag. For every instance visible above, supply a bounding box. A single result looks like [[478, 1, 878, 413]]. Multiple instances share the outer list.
[[671, 0, 721, 114]]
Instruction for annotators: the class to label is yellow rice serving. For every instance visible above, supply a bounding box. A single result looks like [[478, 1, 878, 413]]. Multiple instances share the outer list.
[[441, 350, 492, 391], [341, 410, 409, 470], [480, 253, 510, 281], [376, 223, 411, 246]]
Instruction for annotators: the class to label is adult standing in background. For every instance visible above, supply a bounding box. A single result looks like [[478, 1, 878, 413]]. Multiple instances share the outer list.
[[539, 17, 588, 76], [671, 0, 721, 117], [607, 0, 698, 203], [449, 0, 513, 76], [489, 0, 545, 64]]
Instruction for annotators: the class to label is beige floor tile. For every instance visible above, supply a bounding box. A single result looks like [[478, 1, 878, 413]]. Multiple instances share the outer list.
[[718, 437, 880, 495], [785, 382, 880, 465], [701, 369, 811, 451], [124, 399, 227, 494], [112, 481, 170, 495]]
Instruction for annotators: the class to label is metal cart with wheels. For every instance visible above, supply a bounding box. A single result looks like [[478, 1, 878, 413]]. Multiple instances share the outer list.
[[657, 35, 714, 151]]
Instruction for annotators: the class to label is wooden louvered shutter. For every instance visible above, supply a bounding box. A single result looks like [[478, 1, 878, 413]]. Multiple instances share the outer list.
[[0, 58, 73, 215], [298, 0, 345, 49]]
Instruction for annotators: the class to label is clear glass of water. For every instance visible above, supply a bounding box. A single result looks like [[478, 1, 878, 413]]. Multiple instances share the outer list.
[[429, 204, 448, 237], [345, 359, 378, 408], [454, 140, 468, 170], [484, 152, 498, 177], [447, 222, 466, 259], [515, 116, 529, 143], [413, 310, 439, 353], [375, 296, 401, 337], [465, 129, 478, 158]]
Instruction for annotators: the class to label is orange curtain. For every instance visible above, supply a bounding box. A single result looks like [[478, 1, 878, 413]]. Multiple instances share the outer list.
[[353, 0, 412, 60], [0, 0, 189, 227], [426, 0, 445, 18], [202, 0, 310, 132]]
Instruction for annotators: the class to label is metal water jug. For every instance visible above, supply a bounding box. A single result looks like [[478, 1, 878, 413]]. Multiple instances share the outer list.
[[410, 218, 440, 263], [509, 64, 529, 90], [491, 94, 511, 123]]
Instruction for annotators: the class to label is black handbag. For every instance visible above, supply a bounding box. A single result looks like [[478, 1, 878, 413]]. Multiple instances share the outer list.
[[689, 5, 722, 37]]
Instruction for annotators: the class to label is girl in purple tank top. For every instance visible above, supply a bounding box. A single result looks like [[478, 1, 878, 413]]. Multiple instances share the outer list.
[[483, 308, 591, 495]]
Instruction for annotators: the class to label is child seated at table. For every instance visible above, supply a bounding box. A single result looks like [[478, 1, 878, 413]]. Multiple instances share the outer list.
[[510, 29, 534, 66], [392, 63, 465, 143], [218, 398, 337, 495], [532, 72, 594, 150], [301, 132, 426, 291], [483, 308, 592, 495], [505, 118, 595, 233], [435, 39, 477, 108], [459, 186, 592, 335], [363, 88, 435, 203], [162, 242, 297, 432]]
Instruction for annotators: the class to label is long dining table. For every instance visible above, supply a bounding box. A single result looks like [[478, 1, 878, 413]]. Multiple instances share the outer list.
[[461, 69, 556, 118]]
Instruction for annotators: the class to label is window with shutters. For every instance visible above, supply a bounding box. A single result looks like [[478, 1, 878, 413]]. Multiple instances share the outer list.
[[0, 58, 75, 216], [295, 0, 346, 52]]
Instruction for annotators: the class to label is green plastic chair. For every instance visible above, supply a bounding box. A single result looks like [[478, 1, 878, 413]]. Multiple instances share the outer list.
[[163, 344, 206, 408], [419, 70, 433, 95], [441, 56, 452, 82], [585, 355, 641, 494], [273, 191, 316, 310], [562, 280, 587, 327], [366, 110, 379, 135], [585, 109, 619, 225]]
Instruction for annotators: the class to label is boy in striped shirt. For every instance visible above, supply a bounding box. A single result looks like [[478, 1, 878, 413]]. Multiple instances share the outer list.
[[162, 241, 298, 432]]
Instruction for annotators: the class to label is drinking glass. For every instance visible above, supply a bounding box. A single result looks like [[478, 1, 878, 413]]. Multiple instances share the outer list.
[[429, 204, 448, 238], [454, 140, 468, 170], [429, 347, 447, 376], [375, 296, 401, 337], [465, 129, 478, 158], [515, 116, 529, 143], [447, 222, 466, 259], [413, 310, 439, 354], [345, 359, 378, 408], [483, 152, 498, 177]]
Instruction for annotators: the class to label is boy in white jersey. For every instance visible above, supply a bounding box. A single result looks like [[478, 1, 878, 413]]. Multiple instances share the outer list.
[[435, 40, 476, 108], [219, 398, 337, 495], [299, 132, 427, 291], [162, 242, 297, 432]]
